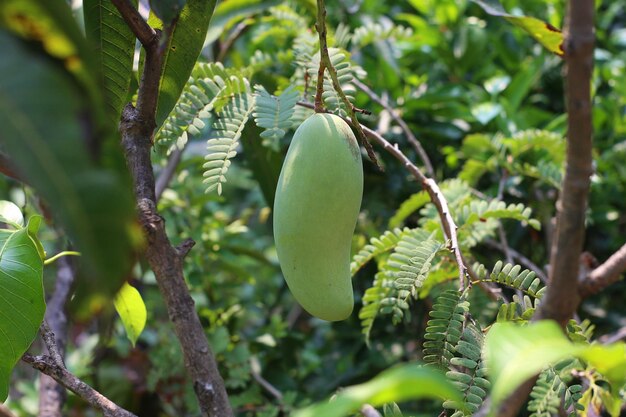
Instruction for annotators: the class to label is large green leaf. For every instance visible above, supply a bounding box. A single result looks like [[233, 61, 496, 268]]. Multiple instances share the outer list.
[[84, 0, 136, 122], [293, 364, 462, 417], [151, 0, 219, 128], [0, 30, 138, 313], [0, 218, 45, 402], [485, 321, 626, 415], [472, 0, 564, 57]]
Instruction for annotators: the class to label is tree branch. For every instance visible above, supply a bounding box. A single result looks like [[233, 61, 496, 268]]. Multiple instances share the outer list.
[[537, 0, 594, 326], [23, 353, 137, 417], [353, 78, 435, 177], [360, 404, 382, 417], [579, 243, 626, 297], [39, 256, 75, 417], [115, 10, 233, 415], [314, 0, 380, 168], [110, 0, 156, 47]]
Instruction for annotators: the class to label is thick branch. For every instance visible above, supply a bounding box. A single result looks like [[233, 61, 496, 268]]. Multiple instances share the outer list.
[[492, 1, 595, 416], [353, 78, 435, 177], [23, 354, 137, 417], [537, 0, 595, 326], [114, 4, 232, 413], [120, 105, 232, 417], [579, 243, 626, 297], [110, 0, 156, 47]]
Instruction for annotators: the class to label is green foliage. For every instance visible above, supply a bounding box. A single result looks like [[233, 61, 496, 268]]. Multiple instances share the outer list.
[[156, 62, 250, 152], [0, 215, 45, 402]]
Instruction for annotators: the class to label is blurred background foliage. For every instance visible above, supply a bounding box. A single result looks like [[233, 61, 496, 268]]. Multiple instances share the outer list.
[[2, 0, 625, 416]]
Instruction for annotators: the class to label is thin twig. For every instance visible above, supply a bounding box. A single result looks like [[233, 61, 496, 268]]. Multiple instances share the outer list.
[[314, 0, 380, 168], [155, 145, 186, 202], [250, 358, 283, 401], [579, 243, 626, 297], [23, 354, 137, 417], [598, 326, 626, 344], [39, 256, 75, 417], [40, 322, 65, 368], [353, 78, 434, 177], [484, 239, 548, 283], [110, 0, 156, 47], [296, 101, 468, 290], [217, 21, 249, 63]]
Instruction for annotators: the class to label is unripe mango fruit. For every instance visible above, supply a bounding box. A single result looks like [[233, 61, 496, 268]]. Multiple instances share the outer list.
[[273, 113, 363, 321]]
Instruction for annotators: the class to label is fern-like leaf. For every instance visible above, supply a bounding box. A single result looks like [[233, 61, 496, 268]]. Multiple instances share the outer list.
[[456, 200, 541, 230], [380, 233, 444, 323], [203, 93, 255, 194], [252, 85, 299, 150], [351, 21, 413, 47], [476, 261, 546, 299], [496, 294, 539, 323], [444, 324, 491, 416], [156, 62, 249, 153], [351, 227, 415, 276], [528, 361, 584, 417], [422, 290, 469, 369], [359, 272, 395, 345]]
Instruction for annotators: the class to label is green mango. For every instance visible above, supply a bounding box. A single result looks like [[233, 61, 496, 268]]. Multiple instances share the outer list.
[[273, 113, 363, 321]]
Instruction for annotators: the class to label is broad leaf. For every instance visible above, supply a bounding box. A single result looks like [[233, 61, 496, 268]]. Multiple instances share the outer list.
[[0, 217, 45, 402], [151, 0, 219, 128], [485, 321, 626, 415], [84, 0, 136, 122], [114, 283, 147, 347], [472, 0, 564, 57], [0, 30, 138, 313], [293, 364, 462, 417]]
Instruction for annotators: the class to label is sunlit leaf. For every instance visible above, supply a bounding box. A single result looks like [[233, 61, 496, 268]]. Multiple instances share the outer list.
[[293, 364, 462, 417], [114, 283, 147, 346], [472, 0, 564, 57]]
